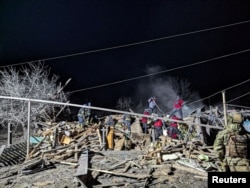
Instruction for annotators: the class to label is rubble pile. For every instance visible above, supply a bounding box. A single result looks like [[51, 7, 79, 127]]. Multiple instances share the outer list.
[[0, 108, 249, 187]]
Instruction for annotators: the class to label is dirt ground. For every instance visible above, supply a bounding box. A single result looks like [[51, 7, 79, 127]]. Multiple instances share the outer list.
[[0, 159, 208, 188], [0, 166, 208, 188]]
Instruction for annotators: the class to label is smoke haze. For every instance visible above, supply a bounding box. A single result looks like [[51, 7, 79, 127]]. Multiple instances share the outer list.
[[134, 66, 204, 117]]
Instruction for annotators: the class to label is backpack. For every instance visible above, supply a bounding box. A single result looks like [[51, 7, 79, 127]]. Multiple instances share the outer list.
[[225, 134, 249, 159]]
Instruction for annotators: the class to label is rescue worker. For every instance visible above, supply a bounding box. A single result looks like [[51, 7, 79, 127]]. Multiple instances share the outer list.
[[77, 104, 87, 128], [141, 108, 150, 134], [106, 115, 115, 127], [85, 102, 92, 124], [91, 114, 99, 125], [123, 113, 132, 133], [148, 96, 157, 114], [167, 115, 181, 139], [169, 95, 184, 120], [153, 117, 165, 141], [213, 112, 250, 172]]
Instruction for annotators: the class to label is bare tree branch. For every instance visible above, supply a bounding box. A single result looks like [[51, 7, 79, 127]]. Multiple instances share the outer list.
[[0, 62, 71, 137]]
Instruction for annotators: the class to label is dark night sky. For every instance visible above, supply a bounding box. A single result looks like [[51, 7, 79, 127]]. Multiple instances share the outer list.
[[0, 1, 250, 111]]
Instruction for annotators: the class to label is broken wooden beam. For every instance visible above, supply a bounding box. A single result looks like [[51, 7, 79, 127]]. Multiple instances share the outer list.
[[88, 168, 151, 179]]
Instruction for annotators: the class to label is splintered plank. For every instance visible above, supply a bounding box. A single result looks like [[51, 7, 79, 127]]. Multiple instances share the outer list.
[[89, 168, 151, 179]]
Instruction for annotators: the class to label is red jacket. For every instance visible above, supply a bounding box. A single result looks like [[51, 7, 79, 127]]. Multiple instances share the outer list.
[[170, 116, 179, 128], [141, 111, 149, 123], [174, 98, 184, 109], [168, 115, 179, 138], [154, 119, 163, 127]]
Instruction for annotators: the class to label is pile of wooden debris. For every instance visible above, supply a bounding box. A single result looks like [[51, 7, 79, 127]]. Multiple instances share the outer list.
[[0, 112, 225, 187]]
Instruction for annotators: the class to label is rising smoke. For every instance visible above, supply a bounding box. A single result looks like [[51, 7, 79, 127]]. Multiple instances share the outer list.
[[134, 65, 204, 117]]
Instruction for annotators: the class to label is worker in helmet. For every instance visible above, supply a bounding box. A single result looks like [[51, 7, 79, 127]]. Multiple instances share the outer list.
[[213, 112, 250, 172]]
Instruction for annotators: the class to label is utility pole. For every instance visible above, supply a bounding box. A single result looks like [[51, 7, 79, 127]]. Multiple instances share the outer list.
[[222, 91, 227, 126]]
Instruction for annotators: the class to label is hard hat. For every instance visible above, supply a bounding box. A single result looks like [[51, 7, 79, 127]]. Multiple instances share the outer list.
[[230, 112, 243, 123]]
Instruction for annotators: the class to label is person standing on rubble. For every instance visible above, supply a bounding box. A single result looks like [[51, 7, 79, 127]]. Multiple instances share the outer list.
[[91, 114, 99, 125], [148, 96, 157, 114], [123, 113, 132, 134], [141, 108, 150, 134], [85, 102, 92, 124], [77, 104, 87, 128], [106, 115, 115, 127], [167, 115, 182, 139], [169, 95, 184, 120], [153, 117, 165, 141]]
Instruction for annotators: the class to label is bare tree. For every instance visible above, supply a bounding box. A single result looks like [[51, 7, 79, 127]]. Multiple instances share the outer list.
[[0, 62, 70, 138], [116, 97, 133, 111]]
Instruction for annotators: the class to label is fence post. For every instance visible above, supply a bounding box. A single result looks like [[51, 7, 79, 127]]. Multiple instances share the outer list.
[[7, 123, 12, 146], [26, 100, 31, 159], [222, 91, 227, 126], [101, 127, 106, 150]]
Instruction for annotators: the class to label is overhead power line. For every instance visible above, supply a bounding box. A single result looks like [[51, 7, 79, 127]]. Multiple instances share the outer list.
[[186, 78, 250, 106], [213, 91, 250, 110], [227, 91, 250, 103], [226, 104, 250, 110], [0, 20, 249, 69], [70, 49, 250, 93]]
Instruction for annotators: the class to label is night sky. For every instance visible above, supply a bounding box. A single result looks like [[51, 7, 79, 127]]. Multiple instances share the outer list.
[[0, 1, 250, 111]]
